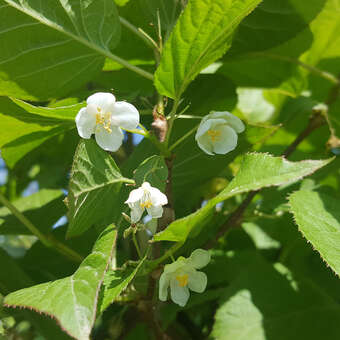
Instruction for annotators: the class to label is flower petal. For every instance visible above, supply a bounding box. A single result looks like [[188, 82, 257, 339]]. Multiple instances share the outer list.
[[212, 125, 238, 155], [196, 132, 214, 155], [129, 201, 144, 223], [146, 205, 164, 219], [188, 271, 207, 293], [159, 272, 170, 301], [164, 259, 187, 274], [111, 101, 140, 130], [149, 187, 168, 206], [189, 249, 211, 269], [125, 187, 144, 204], [95, 125, 124, 152], [87, 92, 116, 113], [75, 107, 96, 138], [170, 277, 190, 307], [209, 111, 245, 133]]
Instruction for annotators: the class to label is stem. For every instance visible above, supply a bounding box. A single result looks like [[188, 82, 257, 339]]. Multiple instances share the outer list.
[[108, 53, 154, 80], [251, 52, 340, 85], [119, 17, 155, 49], [168, 123, 200, 151], [165, 100, 180, 147], [133, 232, 143, 259], [0, 192, 83, 263]]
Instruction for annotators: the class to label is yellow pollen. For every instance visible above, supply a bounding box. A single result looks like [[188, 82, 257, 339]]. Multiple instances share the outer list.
[[97, 107, 101, 112], [140, 200, 152, 209], [96, 113, 112, 133], [207, 129, 221, 142], [176, 274, 189, 287]]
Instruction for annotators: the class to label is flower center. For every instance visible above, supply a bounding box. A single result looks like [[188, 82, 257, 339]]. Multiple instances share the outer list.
[[207, 129, 221, 142], [95, 107, 112, 133], [140, 200, 152, 209], [176, 274, 189, 287]]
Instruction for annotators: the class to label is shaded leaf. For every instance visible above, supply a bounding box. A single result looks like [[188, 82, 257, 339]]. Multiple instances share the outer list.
[[0, 0, 120, 100]]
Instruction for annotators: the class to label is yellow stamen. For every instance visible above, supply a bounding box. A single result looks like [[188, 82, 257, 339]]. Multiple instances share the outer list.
[[140, 200, 152, 209], [207, 129, 221, 142], [96, 112, 112, 133], [176, 274, 189, 287]]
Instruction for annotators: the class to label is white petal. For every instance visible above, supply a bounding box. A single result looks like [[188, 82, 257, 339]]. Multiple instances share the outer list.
[[129, 201, 144, 223], [87, 92, 116, 113], [149, 187, 168, 206], [75, 107, 96, 138], [195, 119, 213, 139], [159, 272, 170, 301], [111, 101, 140, 130], [209, 111, 245, 133], [189, 249, 211, 269], [125, 187, 144, 204], [170, 277, 190, 307], [164, 259, 187, 274], [95, 125, 124, 152], [212, 125, 238, 155], [196, 132, 214, 155], [188, 271, 207, 293], [146, 205, 163, 219]]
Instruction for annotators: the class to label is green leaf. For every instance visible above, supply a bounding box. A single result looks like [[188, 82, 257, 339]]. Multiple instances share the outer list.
[[0, 0, 120, 100], [289, 190, 340, 277], [67, 139, 134, 238], [154, 0, 262, 99], [10, 98, 83, 121], [0, 189, 66, 235], [133, 155, 168, 191], [4, 225, 117, 340], [0, 97, 76, 167], [212, 258, 340, 340], [98, 256, 146, 313], [153, 153, 333, 243]]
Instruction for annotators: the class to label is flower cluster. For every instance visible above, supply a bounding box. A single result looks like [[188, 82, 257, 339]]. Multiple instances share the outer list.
[[75, 94, 242, 307]]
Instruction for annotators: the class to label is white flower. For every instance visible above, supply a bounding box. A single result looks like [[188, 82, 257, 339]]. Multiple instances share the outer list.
[[195, 111, 245, 155], [125, 182, 168, 223], [159, 249, 211, 307], [75, 92, 139, 151]]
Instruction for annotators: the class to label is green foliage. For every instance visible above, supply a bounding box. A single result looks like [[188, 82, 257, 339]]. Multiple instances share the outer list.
[[153, 153, 332, 243], [212, 258, 340, 340], [0, 0, 121, 100], [154, 0, 262, 99], [290, 190, 340, 276], [0, 0, 339, 339], [67, 139, 133, 238], [4, 226, 117, 340]]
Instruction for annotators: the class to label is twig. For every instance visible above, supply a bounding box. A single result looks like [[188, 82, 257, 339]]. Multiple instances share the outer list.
[[0, 192, 83, 263]]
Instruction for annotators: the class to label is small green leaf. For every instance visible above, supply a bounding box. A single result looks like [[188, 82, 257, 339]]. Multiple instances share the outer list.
[[98, 257, 146, 313], [0, 0, 121, 100], [212, 258, 340, 340], [67, 139, 134, 238], [133, 155, 168, 191], [153, 153, 333, 243], [289, 190, 340, 277], [154, 0, 262, 99], [4, 225, 117, 340], [0, 189, 66, 235]]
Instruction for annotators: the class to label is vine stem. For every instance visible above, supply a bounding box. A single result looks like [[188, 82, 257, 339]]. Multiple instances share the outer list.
[[168, 123, 200, 151], [0, 192, 83, 263]]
